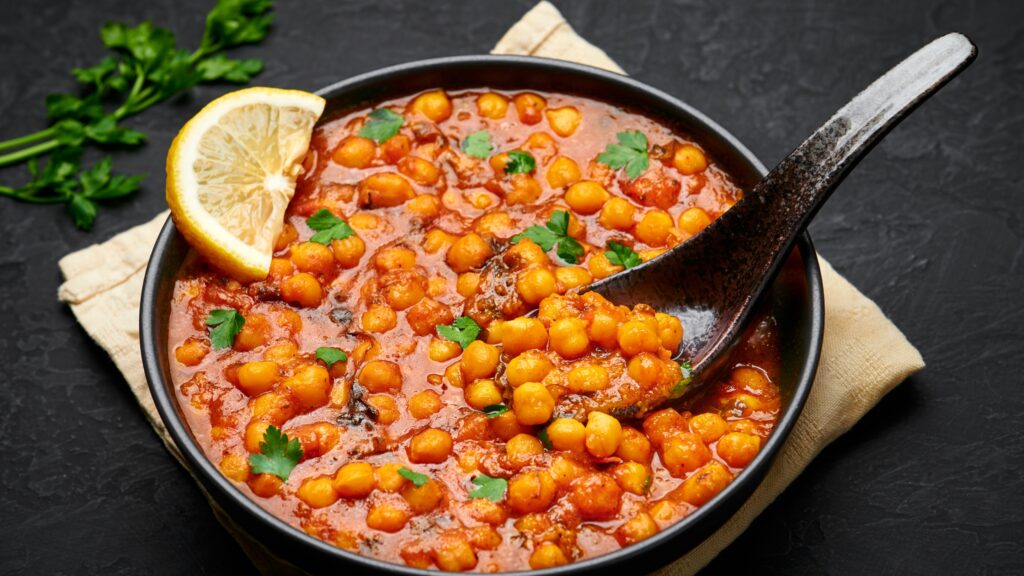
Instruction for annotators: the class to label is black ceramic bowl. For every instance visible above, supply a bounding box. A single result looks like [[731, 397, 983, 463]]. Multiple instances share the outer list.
[[141, 55, 824, 575]]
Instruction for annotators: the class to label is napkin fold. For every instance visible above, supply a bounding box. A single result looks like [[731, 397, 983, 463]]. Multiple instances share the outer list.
[[58, 2, 925, 574]]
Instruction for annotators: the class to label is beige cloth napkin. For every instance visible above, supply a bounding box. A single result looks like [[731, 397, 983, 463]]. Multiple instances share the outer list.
[[57, 2, 925, 573]]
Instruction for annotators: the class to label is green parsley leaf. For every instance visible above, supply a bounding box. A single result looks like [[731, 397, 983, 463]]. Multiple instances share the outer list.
[[504, 150, 536, 174], [482, 404, 509, 419], [436, 316, 482, 349], [511, 210, 584, 264], [200, 0, 274, 53], [306, 209, 355, 245], [398, 466, 429, 487], [84, 116, 147, 145], [468, 474, 507, 502], [315, 347, 347, 368], [537, 428, 552, 450], [597, 130, 649, 179], [206, 309, 245, 349], [669, 360, 694, 399], [248, 425, 302, 481], [642, 473, 652, 494], [605, 241, 643, 269], [461, 130, 493, 159], [68, 194, 98, 230], [358, 108, 404, 143], [196, 54, 264, 83]]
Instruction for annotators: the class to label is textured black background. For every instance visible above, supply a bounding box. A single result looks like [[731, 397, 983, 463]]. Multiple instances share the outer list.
[[0, 0, 1020, 574]]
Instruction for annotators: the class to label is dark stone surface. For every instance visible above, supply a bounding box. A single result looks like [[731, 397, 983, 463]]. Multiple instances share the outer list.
[[0, 0, 1019, 574]]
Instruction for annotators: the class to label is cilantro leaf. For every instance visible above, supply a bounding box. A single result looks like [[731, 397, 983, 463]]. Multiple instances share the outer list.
[[461, 130, 493, 159], [248, 425, 302, 481], [306, 209, 355, 245], [669, 360, 693, 399], [605, 241, 643, 269], [205, 309, 245, 349], [84, 116, 147, 146], [358, 108, 404, 143], [482, 404, 509, 419], [315, 347, 347, 368], [436, 316, 482, 349], [398, 466, 429, 487], [537, 428, 552, 450], [511, 210, 584, 264], [597, 130, 649, 179], [468, 474, 507, 502], [504, 150, 536, 174]]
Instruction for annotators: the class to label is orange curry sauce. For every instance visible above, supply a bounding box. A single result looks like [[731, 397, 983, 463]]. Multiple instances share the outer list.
[[168, 89, 782, 571]]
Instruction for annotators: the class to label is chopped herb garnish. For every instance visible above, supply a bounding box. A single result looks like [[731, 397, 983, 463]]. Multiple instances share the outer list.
[[503, 150, 536, 174], [436, 316, 482, 349], [511, 210, 584, 264], [461, 130, 493, 159], [315, 347, 347, 367], [669, 360, 694, 399], [306, 208, 355, 245], [398, 466, 429, 487], [537, 428, 552, 450], [597, 130, 649, 180], [468, 474, 507, 502], [482, 404, 509, 419], [642, 473, 652, 494], [357, 108, 404, 143], [605, 241, 643, 269], [249, 425, 302, 481], [205, 308, 245, 349]]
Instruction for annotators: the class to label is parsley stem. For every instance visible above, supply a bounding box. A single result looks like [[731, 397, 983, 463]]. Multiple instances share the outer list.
[[0, 127, 56, 152], [0, 139, 61, 168], [0, 184, 66, 203]]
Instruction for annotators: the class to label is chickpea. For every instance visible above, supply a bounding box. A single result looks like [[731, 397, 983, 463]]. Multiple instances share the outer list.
[[679, 461, 733, 506], [599, 197, 637, 231], [545, 106, 581, 137], [401, 478, 444, 514], [546, 156, 582, 188], [380, 134, 411, 164], [347, 213, 381, 233], [552, 267, 589, 292], [373, 246, 415, 272], [731, 366, 771, 392], [565, 181, 609, 215], [446, 233, 493, 273], [423, 229, 456, 254], [506, 351, 554, 387], [366, 499, 411, 532], [587, 252, 624, 280], [489, 410, 526, 441], [410, 90, 452, 122], [586, 311, 621, 350], [361, 304, 397, 333], [358, 173, 414, 208], [673, 144, 708, 175], [655, 312, 684, 351], [376, 463, 408, 492], [232, 314, 269, 351], [466, 498, 508, 525], [617, 512, 659, 545], [585, 411, 623, 458], [219, 453, 250, 482], [716, 432, 762, 467], [434, 534, 478, 572], [530, 542, 569, 569], [661, 432, 712, 477], [642, 408, 688, 447], [616, 426, 653, 462], [398, 156, 441, 186], [550, 454, 585, 487], [565, 363, 610, 393], [617, 320, 661, 356], [246, 421, 271, 451], [548, 317, 590, 359], [474, 212, 515, 239], [366, 395, 400, 425], [507, 470, 557, 514], [456, 272, 481, 298], [426, 338, 460, 363], [512, 382, 555, 425], [516, 268, 557, 305], [407, 297, 454, 337], [281, 273, 323, 307], [635, 210, 675, 246], [498, 317, 547, 357], [289, 241, 334, 275], [613, 461, 650, 495], [408, 389, 442, 419], [465, 379, 503, 410], [547, 418, 585, 452], [332, 461, 376, 499], [276, 309, 302, 335], [570, 472, 622, 520], [332, 136, 375, 168], [359, 360, 402, 393], [297, 476, 339, 509], [274, 222, 298, 252], [507, 174, 542, 205], [476, 92, 509, 119], [283, 364, 331, 409], [175, 338, 208, 366], [678, 206, 712, 236], [628, 353, 664, 388], [506, 433, 544, 468], [688, 413, 728, 443], [249, 391, 294, 425], [248, 473, 283, 498], [383, 275, 426, 311], [236, 361, 280, 396], [268, 257, 294, 279], [409, 428, 453, 463], [405, 194, 441, 220], [459, 340, 499, 381], [513, 92, 546, 124]]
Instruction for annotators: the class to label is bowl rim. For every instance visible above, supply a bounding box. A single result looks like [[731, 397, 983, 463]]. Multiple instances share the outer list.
[[141, 54, 824, 575]]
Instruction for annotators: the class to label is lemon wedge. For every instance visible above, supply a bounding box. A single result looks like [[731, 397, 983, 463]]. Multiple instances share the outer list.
[[166, 87, 326, 281]]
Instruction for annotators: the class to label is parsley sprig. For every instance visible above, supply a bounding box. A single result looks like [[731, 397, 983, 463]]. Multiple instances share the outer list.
[[504, 150, 536, 174], [206, 308, 245, 349], [468, 474, 507, 502], [461, 130, 493, 159], [605, 241, 643, 269], [597, 130, 649, 180], [511, 210, 584, 264], [306, 209, 355, 244], [0, 0, 274, 230], [437, 316, 482, 349], [669, 360, 694, 399], [249, 425, 303, 481], [315, 347, 348, 368], [358, 109, 404, 143], [398, 466, 430, 487], [482, 404, 509, 419]]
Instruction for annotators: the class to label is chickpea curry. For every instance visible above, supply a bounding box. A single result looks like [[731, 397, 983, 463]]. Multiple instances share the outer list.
[[168, 88, 783, 572]]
